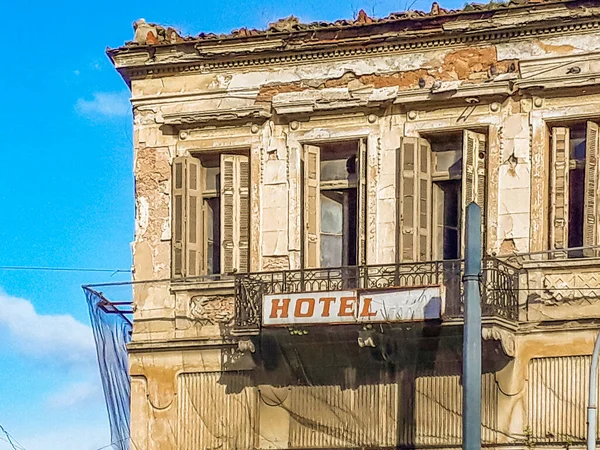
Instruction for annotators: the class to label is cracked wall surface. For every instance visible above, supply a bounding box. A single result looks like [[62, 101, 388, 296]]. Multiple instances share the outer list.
[[110, 2, 600, 448], [128, 31, 600, 273]]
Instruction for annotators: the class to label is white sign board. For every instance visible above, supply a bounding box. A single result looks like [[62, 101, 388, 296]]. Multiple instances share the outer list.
[[262, 286, 443, 326]]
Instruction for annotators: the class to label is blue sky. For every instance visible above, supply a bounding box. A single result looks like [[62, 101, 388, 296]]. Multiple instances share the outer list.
[[0, 0, 466, 448]]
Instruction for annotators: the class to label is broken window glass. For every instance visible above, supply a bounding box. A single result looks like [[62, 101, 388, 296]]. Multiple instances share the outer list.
[[317, 142, 360, 268], [320, 191, 344, 268]]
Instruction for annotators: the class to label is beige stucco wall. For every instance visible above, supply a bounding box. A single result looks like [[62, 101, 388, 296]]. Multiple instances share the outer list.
[[130, 30, 600, 289], [111, 11, 600, 449]]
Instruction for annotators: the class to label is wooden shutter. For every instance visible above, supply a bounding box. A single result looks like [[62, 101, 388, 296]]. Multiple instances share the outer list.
[[584, 121, 599, 255], [398, 137, 432, 262], [357, 139, 367, 266], [461, 130, 487, 255], [220, 154, 250, 274], [186, 158, 203, 277], [238, 156, 250, 272], [172, 158, 185, 277], [171, 156, 203, 278], [304, 145, 321, 268], [550, 127, 570, 255]]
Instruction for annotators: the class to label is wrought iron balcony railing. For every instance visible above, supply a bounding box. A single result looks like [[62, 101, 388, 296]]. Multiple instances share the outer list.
[[234, 258, 519, 330]]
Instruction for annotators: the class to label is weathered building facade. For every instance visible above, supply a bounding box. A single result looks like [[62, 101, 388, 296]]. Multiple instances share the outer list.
[[109, 1, 600, 448]]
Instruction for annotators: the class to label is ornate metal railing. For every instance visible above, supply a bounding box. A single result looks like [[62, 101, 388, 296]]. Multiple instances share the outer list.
[[481, 258, 520, 321], [234, 258, 519, 330]]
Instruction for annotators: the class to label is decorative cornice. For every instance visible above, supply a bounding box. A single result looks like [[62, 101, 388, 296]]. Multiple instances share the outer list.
[[128, 338, 238, 352], [516, 73, 600, 91], [129, 73, 599, 128], [162, 106, 271, 126], [516, 51, 600, 91], [115, 18, 600, 80], [272, 87, 397, 115], [393, 81, 513, 105]]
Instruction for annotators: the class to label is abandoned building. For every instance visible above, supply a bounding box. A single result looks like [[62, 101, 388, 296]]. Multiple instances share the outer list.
[[105, 0, 600, 448]]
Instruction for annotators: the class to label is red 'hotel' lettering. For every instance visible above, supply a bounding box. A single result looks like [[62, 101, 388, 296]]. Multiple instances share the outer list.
[[338, 297, 356, 316], [319, 297, 335, 317], [268, 295, 378, 320], [360, 298, 377, 317], [295, 298, 315, 317], [269, 298, 290, 318]]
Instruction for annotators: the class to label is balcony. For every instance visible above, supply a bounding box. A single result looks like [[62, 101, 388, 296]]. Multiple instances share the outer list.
[[234, 258, 519, 332]]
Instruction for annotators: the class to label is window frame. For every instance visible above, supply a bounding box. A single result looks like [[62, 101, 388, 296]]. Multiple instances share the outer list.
[[301, 139, 367, 269], [548, 120, 600, 257], [398, 129, 488, 263], [171, 149, 251, 279]]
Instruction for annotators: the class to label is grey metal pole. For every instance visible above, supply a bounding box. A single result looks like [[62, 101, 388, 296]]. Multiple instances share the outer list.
[[587, 330, 600, 450], [463, 202, 482, 450]]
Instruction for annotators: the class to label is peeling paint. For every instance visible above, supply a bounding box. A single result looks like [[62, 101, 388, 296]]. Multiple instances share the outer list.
[[111, 4, 600, 449]]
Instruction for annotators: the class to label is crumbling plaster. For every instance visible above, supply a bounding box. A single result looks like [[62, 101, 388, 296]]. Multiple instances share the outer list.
[[128, 31, 600, 309], [129, 31, 600, 100], [110, 4, 600, 448]]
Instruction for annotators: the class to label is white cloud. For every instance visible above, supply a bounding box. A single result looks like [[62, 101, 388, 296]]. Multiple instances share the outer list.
[[75, 91, 131, 118], [0, 291, 96, 366], [46, 380, 102, 409]]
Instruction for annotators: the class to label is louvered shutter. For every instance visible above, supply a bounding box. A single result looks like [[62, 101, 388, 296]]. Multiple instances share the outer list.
[[186, 158, 203, 277], [220, 154, 250, 274], [550, 127, 570, 256], [304, 145, 321, 268], [238, 156, 250, 272], [171, 156, 203, 278], [221, 155, 236, 273], [584, 121, 599, 255], [462, 130, 487, 254], [357, 139, 367, 265], [172, 158, 185, 277], [398, 137, 432, 262]]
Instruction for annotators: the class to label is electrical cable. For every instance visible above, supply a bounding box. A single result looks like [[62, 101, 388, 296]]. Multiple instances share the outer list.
[[0, 425, 26, 450], [0, 266, 131, 274], [91, 437, 130, 450]]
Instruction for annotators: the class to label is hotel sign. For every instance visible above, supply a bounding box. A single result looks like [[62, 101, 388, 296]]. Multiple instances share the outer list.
[[262, 286, 443, 326]]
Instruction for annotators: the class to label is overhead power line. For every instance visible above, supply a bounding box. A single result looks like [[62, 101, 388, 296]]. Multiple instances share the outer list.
[[0, 424, 26, 450], [92, 436, 134, 450], [0, 266, 131, 274]]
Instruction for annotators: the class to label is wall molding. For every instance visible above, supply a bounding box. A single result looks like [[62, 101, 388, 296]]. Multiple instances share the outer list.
[[117, 19, 600, 80]]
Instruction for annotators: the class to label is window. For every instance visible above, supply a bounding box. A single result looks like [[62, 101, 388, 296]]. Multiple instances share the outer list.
[[171, 152, 250, 278], [200, 155, 221, 274], [320, 145, 358, 267], [550, 122, 599, 257], [398, 130, 487, 262], [433, 181, 461, 260], [303, 140, 367, 269]]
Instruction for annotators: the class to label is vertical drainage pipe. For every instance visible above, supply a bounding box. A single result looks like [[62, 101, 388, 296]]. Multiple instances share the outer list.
[[587, 331, 600, 450], [463, 202, 482, 450]]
